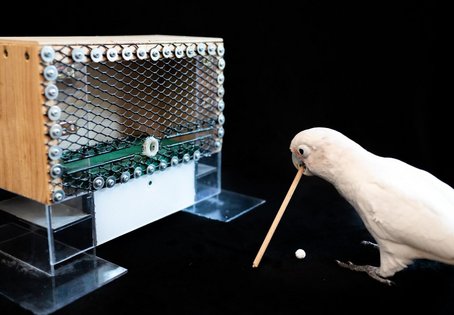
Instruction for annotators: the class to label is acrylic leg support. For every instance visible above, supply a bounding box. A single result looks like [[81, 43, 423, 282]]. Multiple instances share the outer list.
[[183, 152, 265, 222], [0, 193, 127, 315]]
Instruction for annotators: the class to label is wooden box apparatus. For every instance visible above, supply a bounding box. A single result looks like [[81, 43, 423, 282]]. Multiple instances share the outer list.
[[0, 35, 226, 205], [0, 36, 263, 314]]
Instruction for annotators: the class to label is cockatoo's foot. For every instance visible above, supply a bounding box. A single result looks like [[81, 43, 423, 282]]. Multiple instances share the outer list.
[[335, 260, 394, 286], [360, 240, 379, 249]]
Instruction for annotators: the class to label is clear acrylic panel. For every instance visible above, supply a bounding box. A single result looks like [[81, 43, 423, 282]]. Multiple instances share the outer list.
[[0, 191, 127, 314], [185, 152, 265, 222]]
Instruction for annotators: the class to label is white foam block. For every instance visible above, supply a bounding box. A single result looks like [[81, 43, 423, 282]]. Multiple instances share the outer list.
[[94, 161, 195, 245]]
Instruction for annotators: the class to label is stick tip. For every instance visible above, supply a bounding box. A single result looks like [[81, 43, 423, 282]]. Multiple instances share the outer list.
[[252, 263, 258, 268]]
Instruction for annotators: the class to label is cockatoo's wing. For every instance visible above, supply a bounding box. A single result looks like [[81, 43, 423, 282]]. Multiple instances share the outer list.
[[356, 157, 454, 263]]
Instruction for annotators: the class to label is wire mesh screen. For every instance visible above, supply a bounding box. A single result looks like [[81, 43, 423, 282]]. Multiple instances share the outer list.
[[48, 44, 224, 198]]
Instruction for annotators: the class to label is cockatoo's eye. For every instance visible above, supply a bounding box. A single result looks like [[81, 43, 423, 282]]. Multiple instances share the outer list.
[[297, 145, 311, 158]]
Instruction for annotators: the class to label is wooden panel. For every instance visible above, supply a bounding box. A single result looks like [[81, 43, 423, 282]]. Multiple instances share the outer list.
[[0, 41, 50, 204], [0, 35, 223, 46]]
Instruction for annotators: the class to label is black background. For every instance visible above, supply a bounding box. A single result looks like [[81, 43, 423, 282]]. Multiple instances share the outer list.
[[2, 2, 453, 314]]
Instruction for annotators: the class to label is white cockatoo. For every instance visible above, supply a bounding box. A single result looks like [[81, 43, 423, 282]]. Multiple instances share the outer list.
[[290, 127, 454, 285]]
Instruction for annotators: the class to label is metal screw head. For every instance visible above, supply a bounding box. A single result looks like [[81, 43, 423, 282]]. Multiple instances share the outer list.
[[218, 100, 225, 111], [49, 124, 63, 139], [218, 113, 225, 125], [52, 190, 65, 203], [72, 48, 85, 62], [159, 160, 167, 171], [44, 66, 58, 81], [137, 47, 147, 60], [48, 146, 62, 160], [48, 106, 62, 121], [214, 140, 222, 150], [45, 84, 59, 100], [41, 46, 55, 62], [93, 177, 105, 190], [171, 156, 179, 166], [218, 58, 226, 70], [150, 48, 160, 61], [207, 43, 217, 55], [175, 46, 185, 58], [120, 172, 130, 183], [193, 150, 201, 161], [134, 167, 142, 178], [90, 48, 103, 62], [186, 45, 196, 58], [50, 164, 63, 178], [217, 45, 225, 56], [107, 48, 118, 61], [217, 73, 225, 84], [217, 86, 225, 97], [182, 153, 190, 163], [197, 43, 206, 55], [147, 164, 155, 175], [162, 46, 172, 58], [218, 127, 225, 138], [106, 176, 116, 188], [122, 47, 133, 60]]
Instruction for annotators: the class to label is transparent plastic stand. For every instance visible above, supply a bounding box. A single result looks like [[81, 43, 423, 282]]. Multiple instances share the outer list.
[[0, 193, 127, 315], [184, 153, 265, 222]]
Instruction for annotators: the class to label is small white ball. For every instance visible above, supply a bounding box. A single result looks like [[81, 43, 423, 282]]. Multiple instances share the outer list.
[[295, 249, 306, 259]]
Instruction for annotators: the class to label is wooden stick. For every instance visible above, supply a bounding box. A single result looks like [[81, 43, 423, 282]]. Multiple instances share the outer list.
[[252, 167, 305, 268]]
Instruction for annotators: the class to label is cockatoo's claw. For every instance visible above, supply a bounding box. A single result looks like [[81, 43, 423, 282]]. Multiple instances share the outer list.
[[361, 240, 379, 249], [335, 259, 394, 286]]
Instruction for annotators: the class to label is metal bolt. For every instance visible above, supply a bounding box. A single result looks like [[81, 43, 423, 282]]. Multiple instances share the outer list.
[[48, 106, 61, 121], [49, 124, 63, 139], [183, 153, 190, 163], [186, 46, 196, 57], [218, 113, 225, 125], [208, 43, 216, 55], [217, 73, 225, 84], [48, 146, 62, 160], [163, 46, 171, 58], [218, 100, 225, 111], [134, 167, 142, 178], [122, 48, 133, 60], [218, 127, 225, 138], [106, 176, 116, 188], [151, 49, 160, 61], [72, 48, 85, 62], [159, 160, 167, 171], [218, 58, 226, 70], [107, 48, 118, 61], [175, 46, 184, 58], [44, 66, 58, 81], [147, 164, 155, 174], [197, 43, 206, 55], [52, 190, 65, 202], [41, 46, 55, 62], [137, 47, 147, 59], [45, 84, 59, 100], [217, 45, 225, 56], [120, 172, 130, 183], [93, 177, 105, 190], [90, 48, 103, 62], [217, 86, 225, 97], [214, 140, 222, 150], [50, 164, 63, 178], [171, 156, 179, 166], [193, 150, 201, 161]]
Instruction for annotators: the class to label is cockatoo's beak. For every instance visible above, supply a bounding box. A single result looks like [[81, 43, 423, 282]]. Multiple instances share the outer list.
[[292, 153, 305, 170], [292, 152, 311, 175]]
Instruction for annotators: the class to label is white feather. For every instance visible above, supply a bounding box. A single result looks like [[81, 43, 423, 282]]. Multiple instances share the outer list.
[[290, 127, 454, 277]]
